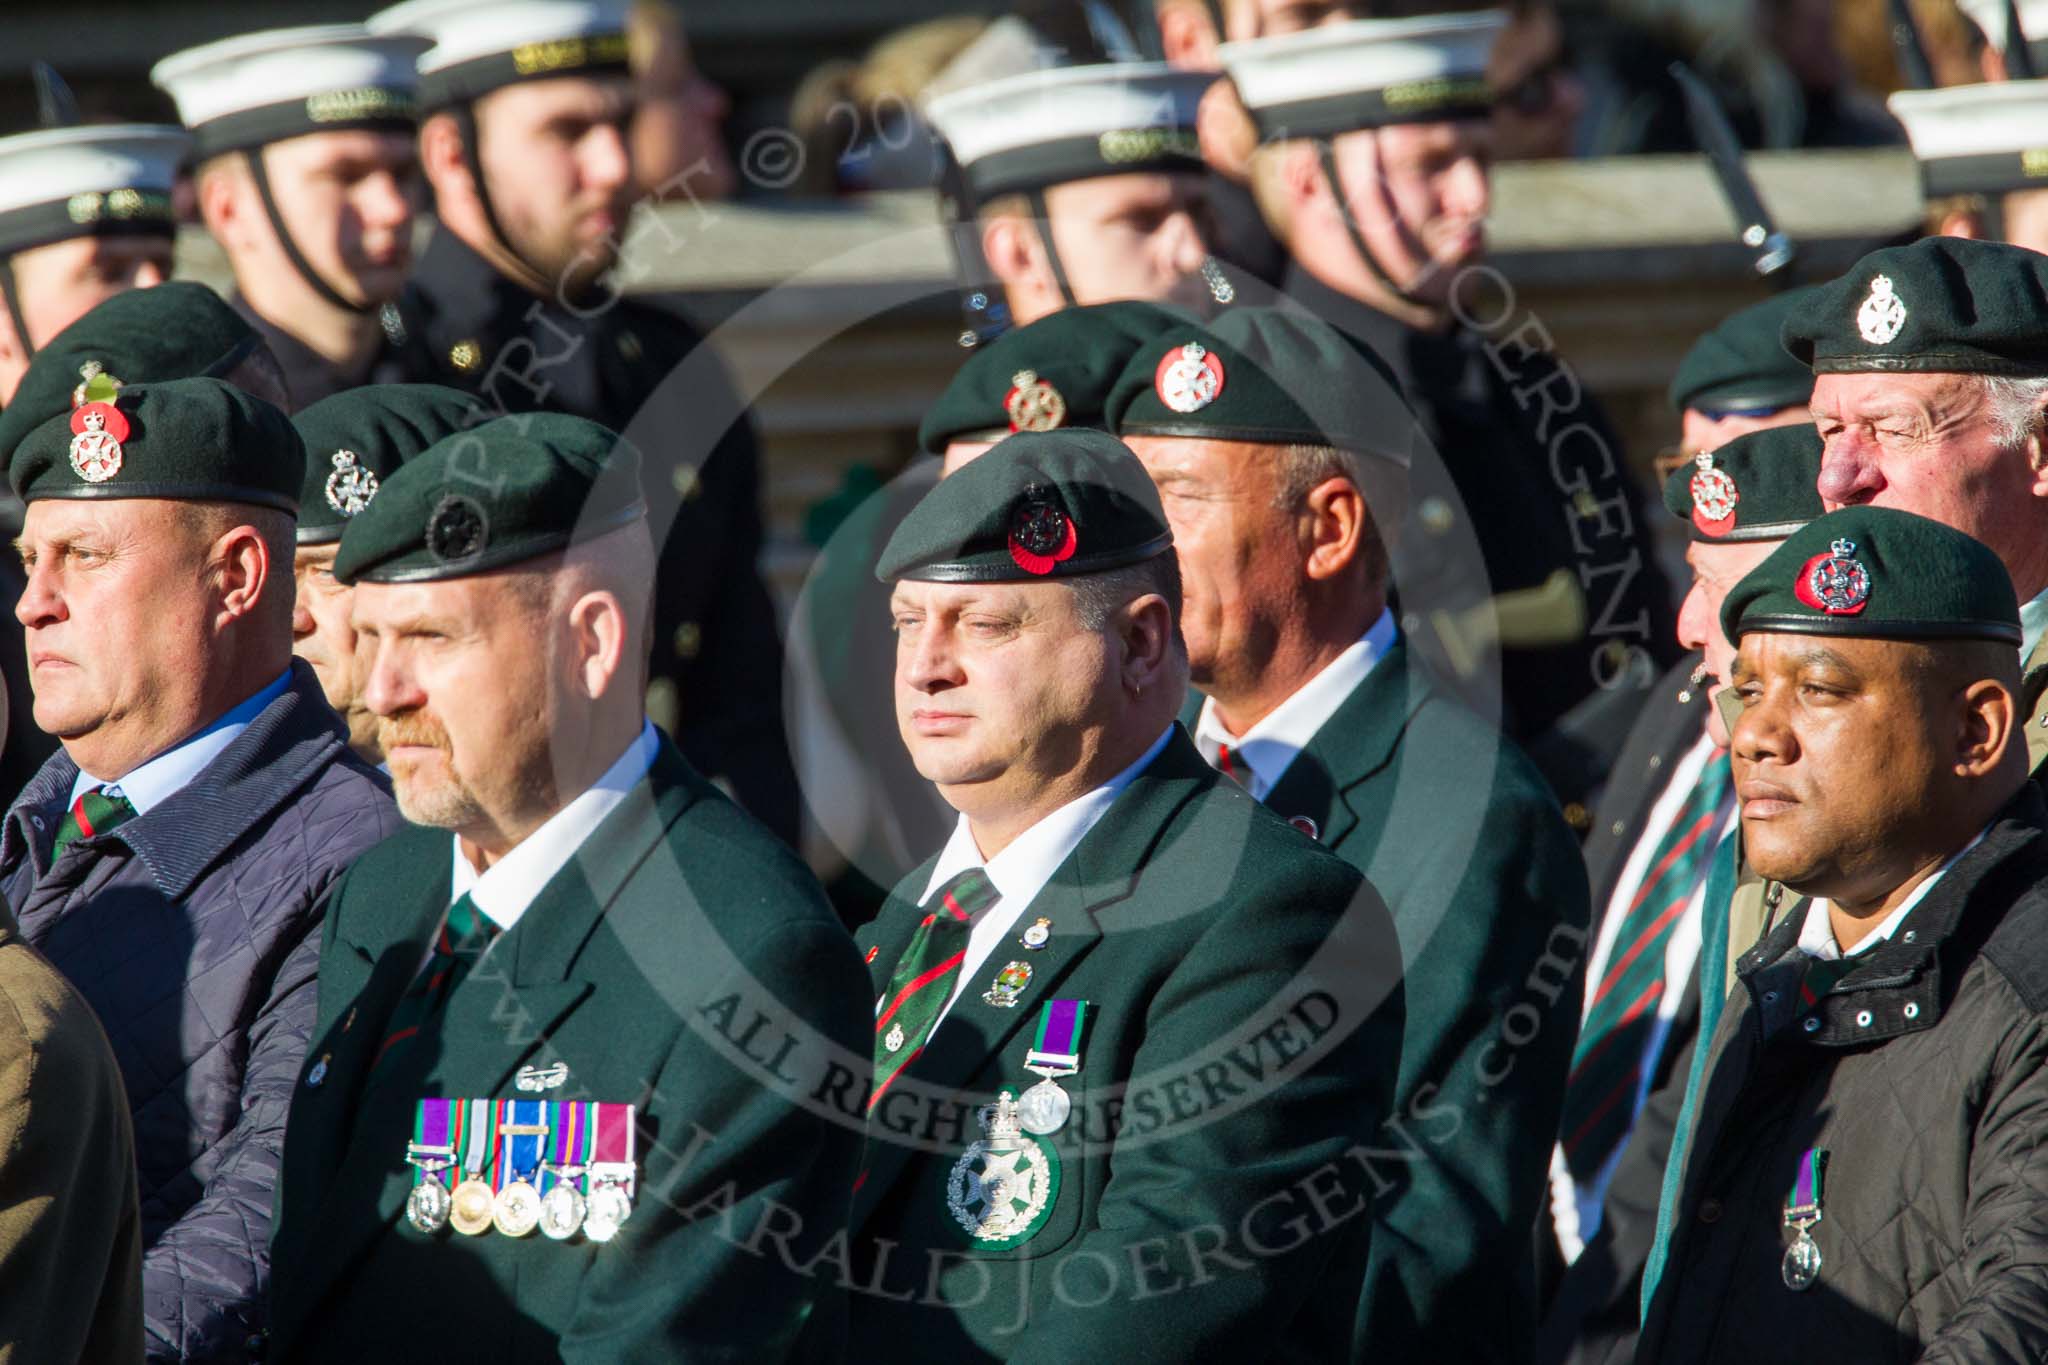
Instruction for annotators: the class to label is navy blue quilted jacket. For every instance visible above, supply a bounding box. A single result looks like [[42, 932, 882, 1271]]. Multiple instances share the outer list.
[[0, 662, 401, 1362]]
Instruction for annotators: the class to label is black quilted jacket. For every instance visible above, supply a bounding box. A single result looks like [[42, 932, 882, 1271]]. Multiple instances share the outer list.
[[0, 662, 401, 1362]]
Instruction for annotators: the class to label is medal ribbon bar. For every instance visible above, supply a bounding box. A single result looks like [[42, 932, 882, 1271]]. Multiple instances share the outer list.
[[1782, 1146, 1828, 1229], [1023, 998, 1089, 1077]]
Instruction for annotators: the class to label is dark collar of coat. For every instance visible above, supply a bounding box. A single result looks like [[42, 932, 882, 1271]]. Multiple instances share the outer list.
[[1734, 780, 2048, 1044], [0, 659, 376, 898]]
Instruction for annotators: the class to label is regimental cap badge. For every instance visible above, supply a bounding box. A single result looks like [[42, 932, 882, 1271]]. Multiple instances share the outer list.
[[67, 390, 130, 485], [71, 360, 123, 409], [1856, 273, 1907, 346], [1795, 536, 1871, 615], [946, 1090, 1060, 1247], [1005, 369, 1067, 433], [426, 492, 489, 565], [1007, 484, 1078, 577], [323, 448, 380, 518], [1689, 449, 1740, 537], [1155, 340, 1224, 414]]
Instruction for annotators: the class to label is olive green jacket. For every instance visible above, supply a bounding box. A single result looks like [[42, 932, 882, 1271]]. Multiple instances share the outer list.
[[268, 737, 870, 1363], [842, 729, 1408, 1363]]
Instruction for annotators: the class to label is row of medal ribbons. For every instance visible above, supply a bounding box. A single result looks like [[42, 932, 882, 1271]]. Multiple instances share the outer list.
[[405, 1097, 639, 1243]]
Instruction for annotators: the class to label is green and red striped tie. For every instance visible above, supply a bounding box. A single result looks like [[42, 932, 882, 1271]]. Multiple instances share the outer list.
[[1561, 749, 1733, 1180], [870, 868, 998, 1111], [53, 787, 137, 854], [371, 893, 498, 1078]]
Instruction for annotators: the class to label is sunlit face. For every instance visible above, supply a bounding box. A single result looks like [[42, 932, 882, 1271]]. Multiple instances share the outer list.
[[634, 26, 735, 200], [1, 236, 171, 402], [2001, 186, 2048, 256], [256, 129, 419, 306], [1676, 538, 1781, 745], [940, 440, 998, 478], [353, 575, 559, 836], [473, 75, 637, 291], [1324, 119, 1493, 304], [15, 498, 219, 775], [1042, 172, 1213, 309], [292, 542, 377, 757], [890, 578, 1119, 818]]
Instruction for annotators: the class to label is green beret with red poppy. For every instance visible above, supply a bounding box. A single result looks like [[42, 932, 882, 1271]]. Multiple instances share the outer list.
[[1660, 423, 1824, 544]]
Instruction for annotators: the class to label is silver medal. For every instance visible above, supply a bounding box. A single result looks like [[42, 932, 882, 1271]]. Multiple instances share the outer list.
[[585, 1182, 633, 1243], [540, 1182, 588, 1240], [1015, 1077, 1071, 1135], [406, 1179, 451, 1234], [1782, 1228, 1822, 1291]]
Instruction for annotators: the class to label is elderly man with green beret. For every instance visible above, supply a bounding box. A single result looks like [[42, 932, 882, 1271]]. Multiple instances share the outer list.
[[1640, 506, 2048, 1364], [289, 384, 478, 762], [1102, 307, 1585, 1364], [841, 427, 1404, 1360], [1787, 236, 2048, 766], [1541, 423, 1825, 1365], [1, 376, 401, 1361], [268, 412, 868, 1362]]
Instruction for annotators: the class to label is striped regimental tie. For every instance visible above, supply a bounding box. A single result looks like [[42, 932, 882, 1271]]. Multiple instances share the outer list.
[[53, 786, 138, 854], [869, 868, 999, 1111], [1560, 749, 1733, 1181], [371, 893, 499, 1077]]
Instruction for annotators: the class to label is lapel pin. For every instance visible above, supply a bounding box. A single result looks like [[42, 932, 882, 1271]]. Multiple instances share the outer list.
[[305, 1053, 330, 1088], [884, 1022, 906, 1054], [1020, 917, 1053, 950], [865, 945, 880, 964], [1289, 815, 1321, 841], [983, 960, 1032, 1008], [515, 1061, 568, 1092]]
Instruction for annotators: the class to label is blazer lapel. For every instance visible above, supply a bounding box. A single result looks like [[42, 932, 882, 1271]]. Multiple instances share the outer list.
[[1261, 639, 1425, 847]]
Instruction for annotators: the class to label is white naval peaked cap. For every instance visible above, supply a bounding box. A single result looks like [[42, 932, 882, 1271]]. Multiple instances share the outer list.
[[368, 0, 632, 108], [1218, 11, 1506, 141], [0, 124, 188, 257], [1888, 81, 2048, 198], [151, 25, 430, 162], [923, 62, 1212, 202]]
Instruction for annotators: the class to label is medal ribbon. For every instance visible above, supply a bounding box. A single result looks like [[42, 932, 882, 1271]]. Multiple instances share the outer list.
[[498, 1098, 546, 1187], [542, 1100, 589, 1195], [409, 1098, 453, 1189], [1783, 1147, 1828, 1229], [592, 1101, 638, 1197], [461, 1097, 495, 1181], [1024, 998, 1089, 1076]]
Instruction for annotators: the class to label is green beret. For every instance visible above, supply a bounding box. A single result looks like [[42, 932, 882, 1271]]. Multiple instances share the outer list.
[[1668, 287, 1823, 414], [334, 412, 646, 585], [1106, 307, 1411, 465], [876, 429, 1171, 584], [0, 282, 265, 461], [1720, 506, 2019, 646], [10, 375, 301, 513], [1781, 237, 2048, 376], [291, 384, 481, 545], [1661, 423, 1824, 543], [917, 301, 1191, 456]]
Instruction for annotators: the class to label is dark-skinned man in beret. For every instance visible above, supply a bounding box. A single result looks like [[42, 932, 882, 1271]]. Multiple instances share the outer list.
[[1786, 236, 2048, 767], [269, 413, 868, 1362], [795, 301, 1191, 926], [367, 0, 799, 844], [289, 384, 479, 763], [1541, 423, 1825, 1365], [2, 376, 401, 1361], [840, 428, 1405, 1361], [1641, 505, 2048, 1363], [1103, 307, 1586, 1364]]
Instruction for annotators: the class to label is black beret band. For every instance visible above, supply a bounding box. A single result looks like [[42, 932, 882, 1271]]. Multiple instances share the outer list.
[[26, 479, 298, 515], [0, 192, 175, 258], [1734, 613, 2020, 646]]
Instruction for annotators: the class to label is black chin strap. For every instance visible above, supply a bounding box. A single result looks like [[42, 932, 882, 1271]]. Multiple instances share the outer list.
[[450, 102, 544, 287], [243, 147, 373, 316], [1314, 136, 1426, 306], [0, 260, 34, 361], [1024, 187, 1078, 309]]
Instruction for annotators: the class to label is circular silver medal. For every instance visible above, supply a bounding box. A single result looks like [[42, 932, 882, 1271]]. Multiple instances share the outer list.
[[494, 1178, 542, 1238], [585, 1183, 633, 1243], [1015, 1078, 1071, 1135], [406, 1179, 450, 1234], [539, 1183, 587, 1240], [1782, 1233, 1822, 1291]]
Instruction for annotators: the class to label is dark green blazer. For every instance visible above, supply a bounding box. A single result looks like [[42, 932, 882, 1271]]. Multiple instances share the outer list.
[[842, 729, 1407, 1363], [1187, 639, 1591, 1363], [268, 737, 869, 1363]]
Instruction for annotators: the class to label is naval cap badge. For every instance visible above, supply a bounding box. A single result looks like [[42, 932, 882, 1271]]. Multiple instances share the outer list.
[[1689, 450, 1740, 537], [946, 1090, 1060, 1247], [1856, 274, 1906, 346], [324, 448, 380, 517], [1155, 340, 1225, 414], [1005, 369, 1067, 433], [68, 396, 130, 484], [1795, 537, 1871, 616], [1007, 485, 1077, 577]]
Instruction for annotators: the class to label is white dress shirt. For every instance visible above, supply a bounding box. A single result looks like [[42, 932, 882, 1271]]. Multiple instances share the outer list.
[[1192, 607, 1397, 799], [914, 725, 1174, 1034], [449, 721, 660, 933], [2022, 587, 2048, 664], [71, 670, 292, 811], [1796, 826, 1986, 961]]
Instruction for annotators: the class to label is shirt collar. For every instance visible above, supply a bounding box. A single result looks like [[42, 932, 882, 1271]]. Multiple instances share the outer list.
[[2023, 586, 2048, 665], [1193, 608, 1396, 799], [72, 670, 292, 814], [922, 724, 1174, 912], [1797, 825, 1989, 960], [451, 721, 660, 933]]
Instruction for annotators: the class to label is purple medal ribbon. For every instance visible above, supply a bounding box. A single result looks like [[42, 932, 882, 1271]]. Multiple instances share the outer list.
[[1783, 1147, 1828, 1226], [410, 1097, 453, 1187], [1025, 999, 1089, 1074]]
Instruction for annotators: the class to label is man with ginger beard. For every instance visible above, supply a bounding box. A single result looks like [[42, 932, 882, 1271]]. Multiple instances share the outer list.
[[367, 0, 799, 843], [1640, 506, 2048, 1364], [269, 413, 866, 1362], [154, 25, 429, 412], [0, 377, 399, 1360]]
